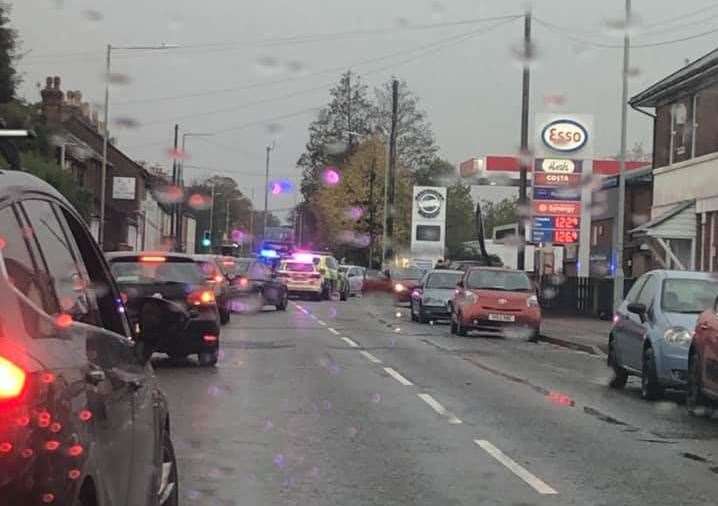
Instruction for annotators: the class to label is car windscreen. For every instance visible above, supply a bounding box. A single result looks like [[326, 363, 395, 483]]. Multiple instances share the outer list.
[[425, 272, 462, 289], [110, 258, 205, 285], [467, 270, 532, 291], [234, 260, 252, 274], [390, 268, 424, 280], [283, 262, 315, 272], [197, 260, 221, 278], [661, 278, 718, 313]]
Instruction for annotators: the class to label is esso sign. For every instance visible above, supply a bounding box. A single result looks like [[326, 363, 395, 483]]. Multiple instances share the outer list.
[[542, 120, 588, 153]]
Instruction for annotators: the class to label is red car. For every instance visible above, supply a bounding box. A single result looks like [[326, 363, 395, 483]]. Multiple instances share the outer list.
[[687, 298, 718, 413], [388, 267, 425, 303], [450, 267, 541, 340]]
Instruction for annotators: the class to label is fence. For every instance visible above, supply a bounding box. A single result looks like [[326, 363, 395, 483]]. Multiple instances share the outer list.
[[538, 276, 636, 319]]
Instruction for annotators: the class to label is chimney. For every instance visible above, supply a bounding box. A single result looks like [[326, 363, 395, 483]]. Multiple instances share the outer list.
[[40, 75, 64, 124]]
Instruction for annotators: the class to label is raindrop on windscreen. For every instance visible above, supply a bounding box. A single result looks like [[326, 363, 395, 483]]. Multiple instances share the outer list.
[[518, 147, 534, 167], [69, 146, 93, 161], [370, 392, 382, 403], [323, 140, 349, 156], [345, 206, 364, 221], [510, 41, 540, 69], [188, 193, 210, 210], [83, 9, 103, 22], [395, 17, 410, 28], [168, 14, 184, 32], [285, 60, 306, 75], [322, 167, 341, 186], [273, 454, 286, 470], [166, 147, 190, 161], [543, 94, 566, 107], [626, 66, 642, 78], [154, 185, 184, 204], [542, 287, 557, 300], [430, 1, 446, 21], [266, 122, 283, 135], [103, 72, 131, 86], [603, 14, 642, 36], [112, 116, 140, 129]]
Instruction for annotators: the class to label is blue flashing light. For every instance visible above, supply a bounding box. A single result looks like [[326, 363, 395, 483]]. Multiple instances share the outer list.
[[260, 249, 279, 259]]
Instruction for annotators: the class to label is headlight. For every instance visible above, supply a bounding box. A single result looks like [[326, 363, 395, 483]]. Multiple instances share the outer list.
[[527, 295, 539, 308], [465, 291, 478, 304], [664, 327, 693, 345], [394, 283, 406, 293]]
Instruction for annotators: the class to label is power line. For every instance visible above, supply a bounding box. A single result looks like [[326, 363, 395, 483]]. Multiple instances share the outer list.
[[639, 3, 718, 29]]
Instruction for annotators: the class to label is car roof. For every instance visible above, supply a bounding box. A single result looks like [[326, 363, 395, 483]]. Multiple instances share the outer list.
[[465, 266, 524, 273], [192, 254, 221, 262], [644, 269, 718, 280], [105, 251, 197, 261], [426, 269, 463, 275], [0, 169, 73, 208]]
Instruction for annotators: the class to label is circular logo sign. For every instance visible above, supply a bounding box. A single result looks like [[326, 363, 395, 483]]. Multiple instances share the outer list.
[[415, 189, 444, 218], [541, 120, 588, 153]]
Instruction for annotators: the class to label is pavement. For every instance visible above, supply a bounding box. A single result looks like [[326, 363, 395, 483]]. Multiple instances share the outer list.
[[153, 293, 718, 505], [540, 315, 612, 356]]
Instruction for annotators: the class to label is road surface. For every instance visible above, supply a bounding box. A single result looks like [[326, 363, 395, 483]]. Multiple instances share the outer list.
[[154, 294, 718, 505]]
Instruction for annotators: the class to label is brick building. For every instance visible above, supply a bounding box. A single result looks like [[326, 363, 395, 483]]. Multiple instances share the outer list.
[[630, 48, 718, 271]]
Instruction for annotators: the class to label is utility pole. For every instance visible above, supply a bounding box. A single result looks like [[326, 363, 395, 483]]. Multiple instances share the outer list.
[[614, 0, 632, 309], [517, 10, 532, 271], [170, 124, 179, 251], [224, 197, 231, 241], [384, 79, 399, 265], [368, 157, 376, 269], [99, 44, 111, 249], [263, 142, 275, 240], [209, 183, 216, 252], [346, 71, 353, 147]]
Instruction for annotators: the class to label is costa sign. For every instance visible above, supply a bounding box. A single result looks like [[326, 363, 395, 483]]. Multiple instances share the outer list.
[[536, 158, 581, 174], [534, 173, 581, 187], [541, 119, 588, 153], [532, 200, 581, 217]]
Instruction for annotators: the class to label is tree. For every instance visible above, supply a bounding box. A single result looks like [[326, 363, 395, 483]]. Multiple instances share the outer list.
[[374, 79, 438, 173], [445, 182, 476, 257], [480, 197, 518, 238], [297, 70, 375, 199], [413, 157, 455, 187], [0, 3, 17, 103]]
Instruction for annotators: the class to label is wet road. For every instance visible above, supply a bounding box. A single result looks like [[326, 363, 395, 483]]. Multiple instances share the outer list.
[[155, 294, 718, 505]]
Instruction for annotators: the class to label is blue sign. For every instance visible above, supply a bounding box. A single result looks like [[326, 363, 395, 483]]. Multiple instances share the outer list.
[[532, 216, 554, 230], [532, 229, 554, 243], [533, 187, 581, 201]]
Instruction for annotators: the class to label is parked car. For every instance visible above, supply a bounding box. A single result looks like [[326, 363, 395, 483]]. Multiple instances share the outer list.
[[450, 267, 541, 340], [388, 266, 426, 303], [340, 264, 365, 296], [193, 254, 234, 324], [410, 269, 463, 323], [107, 252, 221, 366], [687, 295, 718, 413], [278, 258, 324, 300], [608, 270, 718, 400], [0, 170, 181, 506], [229, 257, 288, 310]]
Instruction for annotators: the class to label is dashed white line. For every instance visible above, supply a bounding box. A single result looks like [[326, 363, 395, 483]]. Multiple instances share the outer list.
[[309, 314, 319, 320], [341, 337, 359, 348], [317, 320, 327, 326], [327, 327, 340, 335], [294, 304, 304, 310], [474, 440, 558, 495], [417, 393, 462, 424], [384, 367, 413, 386], [359, 350, 382, 364]]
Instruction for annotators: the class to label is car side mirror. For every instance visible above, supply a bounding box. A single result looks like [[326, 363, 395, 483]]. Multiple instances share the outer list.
[[456, 280, 464, 288], [627, 302, 647, 323], [130, 297, 189, 363]]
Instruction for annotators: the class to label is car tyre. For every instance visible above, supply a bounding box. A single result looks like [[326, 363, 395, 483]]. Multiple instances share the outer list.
[[277, 292, 288, 311], [528, 327, 540, 343], [410, 300, 418, 322], [198, 350, 219, 367], [607, 340, 628, 389], [418, 304, 428, 324], [219, 307, 231, 325], [641, 347, 663, 400], [340, 286, 348, 301], [456, 312, 467, 337], [156, 428, 179, 506], [687, 349, 710, 415]]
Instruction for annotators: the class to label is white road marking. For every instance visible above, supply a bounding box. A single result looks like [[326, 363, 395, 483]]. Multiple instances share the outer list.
[[294, 304, 303, 310], [474, 440, 558, 495], [383, 367, 413, 386], [317, 320, 327, 326], [310, 314, 319, 320], [341, 337, 359, 348], [417, 393, 462, 424], [359, 351, 382, 364], [327, 327, 340, 335]]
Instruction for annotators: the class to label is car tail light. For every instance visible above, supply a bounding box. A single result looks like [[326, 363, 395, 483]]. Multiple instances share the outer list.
[[239, 277, 249, 287], [0, 356, 26, 401], [213, 274, 224, 283], [140, 256, 166, 263], [203, 334, 218, 343], [187, 290, 215, 306]]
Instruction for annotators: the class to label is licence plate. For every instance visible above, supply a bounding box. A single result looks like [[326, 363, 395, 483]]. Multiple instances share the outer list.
[[488, 313, 515, 322]]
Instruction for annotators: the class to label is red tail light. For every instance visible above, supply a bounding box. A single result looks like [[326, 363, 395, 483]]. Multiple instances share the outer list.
[[203, 334, 218, 343], [0, 356, 26, 401], [239, 277, 249, 288], [187, 290, 216, 306]]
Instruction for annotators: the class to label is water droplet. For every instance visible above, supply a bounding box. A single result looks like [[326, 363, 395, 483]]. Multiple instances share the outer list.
[[543, 94, 566, 107], [188, 193, 210, 210], [112, 116, 140, 129], [430, 2, 446, 21], [83, 9, 103, 21], [285, 60, 306, 75], [266, 122, 283, 134], [273, 453, 286, 469], [395, 17, 410, 28], [370, 393, 382, 403], [510, 41, 540, 69], [168, 14, 184, 31], [255, 56, 282, 76], [626, 66, 642, 78], [322, 167, 340, 186], [603, 14, 642, 36], [323, 140, 348, 155], [166, 148, 190, 161], [104, 72, 131, 86], [542, 287, 557, 300], [345, 206, 364, 221], [154, 185, 184, 204]]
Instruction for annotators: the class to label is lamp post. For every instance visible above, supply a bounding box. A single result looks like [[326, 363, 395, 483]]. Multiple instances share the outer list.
[[99, 43, 178, 248], [263, 141, 276, 240]]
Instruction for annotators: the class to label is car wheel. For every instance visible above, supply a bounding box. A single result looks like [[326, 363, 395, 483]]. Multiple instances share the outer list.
[[219, 307, 231, 325], [340, 287, 348, 301], [410, 300, 418, 322], [641, 347, 663, 400], [277, 292, 288, 311], [450, 313, 457, 335], [157, 428, 179, 506], [607, 340, 628, 389], [198, 350, 219, 367], [456, 312, 467, 337], [687, 349, 709, 415], [418, 304, 428, 324]]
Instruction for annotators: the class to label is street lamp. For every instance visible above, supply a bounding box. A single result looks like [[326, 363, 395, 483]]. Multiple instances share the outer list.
[[99, 43, 178, 249], [263, 141, 276, 238]]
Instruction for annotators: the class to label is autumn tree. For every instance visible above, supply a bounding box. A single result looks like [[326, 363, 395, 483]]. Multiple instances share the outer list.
[[0, 3, 17, 103], [481, 197, 519, 238]]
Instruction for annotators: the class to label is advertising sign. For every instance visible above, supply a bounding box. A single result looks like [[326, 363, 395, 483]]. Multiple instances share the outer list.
[[533, 187, 581, 201], [532, 229, 579, 245], [532, 200, 581, 217], [541, 120, 588, 153], [112, 176, 136, 200], [535, 158, 582, 174], [411, 186, 447, 260], [534, 173, 582, 187]]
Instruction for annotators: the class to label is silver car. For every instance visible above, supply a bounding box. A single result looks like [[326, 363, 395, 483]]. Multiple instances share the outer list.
[[339, 265, 365, 296], [410, 269, 463, 323]]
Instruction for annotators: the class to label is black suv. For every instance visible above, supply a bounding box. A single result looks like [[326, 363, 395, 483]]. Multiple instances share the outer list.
[[0, 170, 181, 505]]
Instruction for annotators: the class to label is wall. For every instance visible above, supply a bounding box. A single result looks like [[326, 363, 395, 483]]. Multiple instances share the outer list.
[[653, 152, 718, 214]]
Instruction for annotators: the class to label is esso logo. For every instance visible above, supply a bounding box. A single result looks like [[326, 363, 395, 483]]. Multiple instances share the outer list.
[[542, 120, 588, 153]]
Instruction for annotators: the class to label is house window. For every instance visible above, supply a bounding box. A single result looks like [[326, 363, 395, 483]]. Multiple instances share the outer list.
[[670, 97, 694, 164]]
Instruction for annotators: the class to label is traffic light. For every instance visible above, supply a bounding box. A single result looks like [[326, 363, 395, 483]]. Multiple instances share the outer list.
[[202, 230, 211, 248]]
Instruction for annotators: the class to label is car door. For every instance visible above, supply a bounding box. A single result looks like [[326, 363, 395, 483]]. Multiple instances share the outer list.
[[613, 275, 647, 368], [698, 307, 718, 394], [349, 268, 362, 293], [624, 274, 659, 370], [21, 198, 140, 506]]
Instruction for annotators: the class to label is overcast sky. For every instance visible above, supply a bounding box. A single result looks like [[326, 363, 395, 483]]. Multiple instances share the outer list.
[[11, 0, 718, 215]]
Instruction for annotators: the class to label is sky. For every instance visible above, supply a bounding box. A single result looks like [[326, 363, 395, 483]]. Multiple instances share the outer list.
[[10, 0, 718, 216]]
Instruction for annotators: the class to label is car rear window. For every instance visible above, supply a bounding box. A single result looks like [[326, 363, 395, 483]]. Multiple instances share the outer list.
[[283, 262, 315, 272], [467, 270, 532, 291], [390, 267, 424, 280], [110, 258, 205, 285], [426, 272, 462, 289]]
